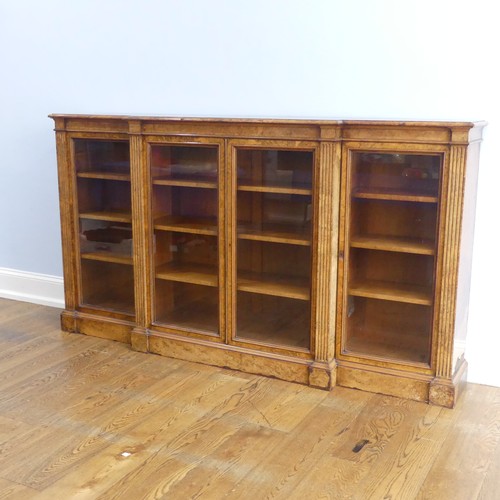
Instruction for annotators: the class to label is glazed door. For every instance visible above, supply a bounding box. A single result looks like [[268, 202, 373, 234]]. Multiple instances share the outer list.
[[73, 138, 135, 316], [148, 138, 225, 339], [339, 144, 444, 368], [228, 141, 318, 355]]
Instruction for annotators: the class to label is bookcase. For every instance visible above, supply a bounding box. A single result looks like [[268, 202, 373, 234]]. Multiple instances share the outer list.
[[51, 115, 484, 408]]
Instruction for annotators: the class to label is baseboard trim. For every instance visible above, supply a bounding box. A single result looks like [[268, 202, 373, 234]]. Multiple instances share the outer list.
[[0, 267, 64, 308]]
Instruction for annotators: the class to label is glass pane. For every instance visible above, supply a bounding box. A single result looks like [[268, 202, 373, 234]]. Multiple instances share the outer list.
[[237, 292, 310, 349], [151, 145, 217, 183], [235, 148, 314, 350], [80, 220, 133, 258], [75, 140, 130, 175], [352, 152, 440, 198], [237, 149, 313, 190], [344, 152, 441, 365], [80, 260, 135, 315], [74, 139, 134, 315], [152, 145, 219, 335], [155, 281, 219, 332], [237, 191, 312, 244], [351, 199, 437, 245], [77, 178, 132, 217], [345, 298, 432, 364]]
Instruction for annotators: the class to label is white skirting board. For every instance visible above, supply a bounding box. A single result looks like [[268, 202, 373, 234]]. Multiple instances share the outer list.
[[0, 267, 64, 308]]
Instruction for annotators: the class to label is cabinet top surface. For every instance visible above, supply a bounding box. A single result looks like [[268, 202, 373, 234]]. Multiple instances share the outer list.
[[49, 113, 485, 129]]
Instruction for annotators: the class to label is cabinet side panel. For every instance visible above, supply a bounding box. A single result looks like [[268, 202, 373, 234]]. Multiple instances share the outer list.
[[452, 141, 481, 372], [313, 142, 341, 362], [55, 128, 77, 311], [434, 145, 467, 379]]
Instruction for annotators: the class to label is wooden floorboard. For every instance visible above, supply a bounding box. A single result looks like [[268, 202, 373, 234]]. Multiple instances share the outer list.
[[0, 298, 499, 499]]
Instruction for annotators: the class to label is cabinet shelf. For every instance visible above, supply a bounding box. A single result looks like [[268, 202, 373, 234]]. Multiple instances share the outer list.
[[238, 182, 312, 196], [81, 251, 133, 265], [352, 188, 438, 203], [348, 280, 433, 305], [237, 223, 311, 246], [152, 176, 217, 189], [350, 235, 435, 255], [156, 262, 218, 287], [237, 272, 310, 300], [154, 215, 217, 236], [77, 171, 130, 182], [79, 210, 132, 223]]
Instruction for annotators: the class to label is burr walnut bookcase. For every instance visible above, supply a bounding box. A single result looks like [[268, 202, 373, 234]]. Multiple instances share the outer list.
[[51, 114, 484, 408]]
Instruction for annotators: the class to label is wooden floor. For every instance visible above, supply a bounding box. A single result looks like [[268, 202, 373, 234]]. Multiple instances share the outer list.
[[0, 299, 499, 499]]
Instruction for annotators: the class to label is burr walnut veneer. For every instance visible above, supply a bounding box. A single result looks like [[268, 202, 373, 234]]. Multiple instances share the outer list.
[[51, 115, 485, 408]]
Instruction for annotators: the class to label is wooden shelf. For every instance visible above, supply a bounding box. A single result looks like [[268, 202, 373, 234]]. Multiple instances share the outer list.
[[237, 272, 310, 300], [350, 235, 435, 255], [352, 188, 438, 203], [81, 251, 133, 265], [238, 182, 312, 196], [79, 210, 132, 223], [156, 262, 218, 287], [238, 223, 311, 246], [348, 280, 433, 305], [154, 215, 217, 236], [152, 176, 217, 189], [77, 171, 130, 182]]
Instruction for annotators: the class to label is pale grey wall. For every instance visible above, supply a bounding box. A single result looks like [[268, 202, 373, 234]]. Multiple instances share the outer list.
[[1, 0, 498, 384]]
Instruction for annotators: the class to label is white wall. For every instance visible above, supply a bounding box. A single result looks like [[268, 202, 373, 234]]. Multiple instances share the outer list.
[[1, 0, 498, 386]]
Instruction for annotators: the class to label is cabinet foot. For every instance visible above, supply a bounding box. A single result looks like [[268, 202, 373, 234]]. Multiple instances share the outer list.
[[60, 310, 77, 333], [309, 362, 336, 389], [429, 359, 468, 408], [131, 327, 149, 353]]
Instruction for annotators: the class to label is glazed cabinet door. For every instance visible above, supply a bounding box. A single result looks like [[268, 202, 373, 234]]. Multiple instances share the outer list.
[[148, 138, 225, 338], [228, 141, 318, 355], [73, 138, 135, 316], [339, 145, 445, 368]]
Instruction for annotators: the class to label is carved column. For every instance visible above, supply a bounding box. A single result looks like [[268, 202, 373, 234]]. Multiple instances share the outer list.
[[129, 120, 152, 352], [309, 139, 341, 388], [430, 144, 468, 407], [54, 118, 77, 331]]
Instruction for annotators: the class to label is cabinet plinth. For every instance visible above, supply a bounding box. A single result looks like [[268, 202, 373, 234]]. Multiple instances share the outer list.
[[52, 114, 484, 407]]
